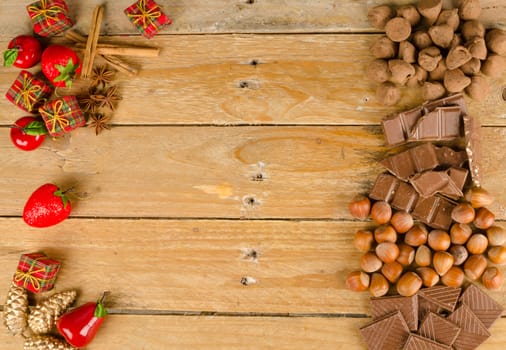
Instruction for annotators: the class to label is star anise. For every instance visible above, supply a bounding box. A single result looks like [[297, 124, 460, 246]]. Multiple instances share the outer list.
[[87, 113, 112, 135], [91, 86, 122, 111], [90, 65, 115, 89]]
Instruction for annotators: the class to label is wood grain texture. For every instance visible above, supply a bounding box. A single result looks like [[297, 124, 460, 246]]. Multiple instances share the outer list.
[[0, 0, 504, 37], [1, 34, 505, 126]]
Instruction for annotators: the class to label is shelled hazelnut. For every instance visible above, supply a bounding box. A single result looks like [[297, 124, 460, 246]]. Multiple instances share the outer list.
[[405, 224, 428, 246], [354, 230, 374, 252], [397, 244, 415, 266], [488, 246, 506, 265], [415, 245, 432, 266], [376, 242, 400, 263], [451, 203, 475, 224], [464, 254, 487, 280], [450, 223, 473, 244], [396, 272, 422, 296], [441, 266, 465, 287], [371, 201, 392, 224], [416, 267, 439, 287], [482, 267, 504, 290], [382, 261, 404, 283], [428, 230, 451, 251], [474, 207, 495, 229], [374, 225, 397, 243], [486, 226, 506, 246], [349, 196, 371, 220], [433, 251, 454, 275], [465, 187, 494, 208], [390, 211, 414, 233], [346, 271, 370, 292], [369, 272, 390, 297], [466, 233, 489, 255], [361, 251, 384, 273]]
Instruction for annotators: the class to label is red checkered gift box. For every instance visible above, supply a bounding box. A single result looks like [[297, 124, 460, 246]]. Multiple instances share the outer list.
[[5, 70, 53, 113], [39, 96, 86, 137], [13, 253, 61, 293], [124, 0, 171, 39], [26, 0, 73, 37]]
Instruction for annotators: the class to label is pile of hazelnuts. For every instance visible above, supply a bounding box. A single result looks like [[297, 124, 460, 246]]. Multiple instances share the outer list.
[[346, 187, 506, 297], [367, 0, 506, 105]]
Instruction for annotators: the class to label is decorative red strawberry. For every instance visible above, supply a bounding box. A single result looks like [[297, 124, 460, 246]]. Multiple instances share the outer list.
[[23, 183, 72, 228], [3, 35, 41, 68], [10, 116, 47, 151], [41, 45, 81, 88]]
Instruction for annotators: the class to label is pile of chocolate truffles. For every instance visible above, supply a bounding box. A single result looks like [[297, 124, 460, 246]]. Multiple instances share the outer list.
[[367, 0, 506, 105], [346, 94, 506, 298]]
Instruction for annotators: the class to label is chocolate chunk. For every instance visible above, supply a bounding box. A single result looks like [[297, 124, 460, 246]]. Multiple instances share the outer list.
[[419, 312, 461, 347], [408, 107, 462, 142], [402, 333, 452, 350], [447, 304, 491, 350], [380, 143, 439, 180], [410, 171, 450, 198], [369, 173, 400, 202], [442, 167, 468, 200], [435, 146, 468, 168], [423, 93, 468, 115], [418, 286, 462, 313], [430, 197, 456, 230], [410, 143, 440, 172], [412, 196, 456, 230], [360, 311, 411, 350], [391, 181, 419, 212], [382, 107, 422, 146], [418, 294, 444, 322], [463, 114, 482, 187], [371, 294, 419, 331], [459, 284, 504, 329]]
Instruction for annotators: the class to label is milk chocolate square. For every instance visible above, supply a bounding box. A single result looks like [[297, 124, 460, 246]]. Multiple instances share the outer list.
[[419, 312, 461, 347], [459, 284, 504, 329], [418, 286, 462, 313], [382, 108, 422, 146], [408, 106, 462, 142], [448, 304, 491, 350], [371, 294, 418, 331], [402, 333, 451, 350], [391, 181, 419, 212], [369, 173, 400, 202], [360, 311, 411, 350]]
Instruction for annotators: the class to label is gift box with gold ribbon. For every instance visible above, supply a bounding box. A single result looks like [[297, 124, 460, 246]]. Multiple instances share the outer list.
[[13, 253, 61, 293], [26, 0, 73, 37], [39, 95, 86, 137], [5, 70, 53, 113], [124, 0, 171, 39]]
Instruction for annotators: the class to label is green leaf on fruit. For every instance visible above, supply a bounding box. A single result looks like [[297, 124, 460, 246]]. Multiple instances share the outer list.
[[54, 60, 78, 88], [3, 48, 18, 67], [23, 121, 48, 136], [54, 189, 70, 209], [94, 301, 108, 318]]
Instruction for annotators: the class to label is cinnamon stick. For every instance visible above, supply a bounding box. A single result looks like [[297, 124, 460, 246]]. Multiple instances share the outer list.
[[81, 5, 104, 78], [76, 43, 160, 57]]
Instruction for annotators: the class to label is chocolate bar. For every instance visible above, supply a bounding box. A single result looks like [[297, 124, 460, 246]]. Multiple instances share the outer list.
[[435, 147, 468, 168], [371, 294, 419, 331], [423, 93, 468, 115], [418, 286, 462, 313], [459, 284, 504, 329], [382, 107, 422, 146], [380, 143, 439, 180], [403, 333, 452, 350], [391, 181, 419, 212], [408, 106, 462, 142], [410, 171, 450, 198], [447, 304, 491, 350], [369, 173, 400, 202], [463, 114, 482, 187], [418, 312, 461, 347], [360, 311, 411, 350]]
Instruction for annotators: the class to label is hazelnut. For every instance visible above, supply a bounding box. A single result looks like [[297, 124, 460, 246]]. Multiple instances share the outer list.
[[446, 46, 472, 70], [381, 261, 404, 283], [450, 223, 473, 244], [487, 226, 506, 246], [374, 225, 397, 243], [376, 82, 401, 106], [436, 9, 460, 31], [396, 272, 423, 297], [481, 54, 506, 77], [417, 0, 442, 25], [370, 36, 398, 59], [449, 245, 469, 266], [360, 251, 384, 273], [465, 187, 494, 208], [422, 81, 446, 100], [486, 29, 506, 55], [346, 270, 370, 292], [433, 251, 455, 275], [459, 0, 481, 20], [441, 266, 465, 287], [444, 68, 471, 92], [428, 230, 451, 251], [466, 233, 489, 255], [415, 245, 432, 267], [376, 242, 400, 263], [464, 254, 487, 280], [465, 75, 489, 101], [354, 230, 374, 251], [367, 59, 391, 83], [348, 196, 371, 220], [397, 244, 415, 266], [405, 224, 428, 247], [462, 20, 486, 40], [369, 273, 390, 297], [412, 31, 433, 49], [397, 5, 421, 26], [419, 46, 443, 71], [474, 207, 495, 230], [388, 59, 415, 85], [451, 203, 475, 224], [488, 246, 506, 265], [429, 24, 454, 48], [416, 267, 440, 287], [391, 211, 414, 234], [368, 5, 394, 30], [370, 201, 392, 225], [385, 17, 412, 42], [398, 41, 417, 64], [482, 267, 504, 290]]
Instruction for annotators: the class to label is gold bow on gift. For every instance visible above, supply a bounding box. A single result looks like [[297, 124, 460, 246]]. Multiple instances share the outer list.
[[13, 257, 47, 292], [39, 100, 72, 134], [127, 0, 162, 29], [15, 74, 43, 112], [27, 0, 66, 24]]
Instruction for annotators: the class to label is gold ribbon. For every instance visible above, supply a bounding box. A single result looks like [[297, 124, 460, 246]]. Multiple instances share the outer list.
[[127, 0, 161, 29], [13, 256, 47, 292], [39, 100, 72, 134], [15, 74, 43, 112], [27, 0, 66, 25]]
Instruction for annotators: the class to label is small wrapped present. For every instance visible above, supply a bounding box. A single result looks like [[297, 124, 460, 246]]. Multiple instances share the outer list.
[[13, 253, 61, 293], [5, 70, 53, 113], [39, 95, 85, 137], [26, 0, 73, 37], [124, 0, 171, 39]]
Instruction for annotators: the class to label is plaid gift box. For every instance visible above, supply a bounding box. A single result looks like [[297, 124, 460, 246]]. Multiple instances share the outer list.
[[13, 253, 61, 293], [26, 0, 73, 37], [5, 70, 53, 113], [124, 0, 171, 39], [39, 95, 85, 137]]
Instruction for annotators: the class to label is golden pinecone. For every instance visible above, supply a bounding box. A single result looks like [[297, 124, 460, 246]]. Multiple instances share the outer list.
[[3, 282, 28, 335], [27, 290, 77, 334], [24, 335, 76, 350]]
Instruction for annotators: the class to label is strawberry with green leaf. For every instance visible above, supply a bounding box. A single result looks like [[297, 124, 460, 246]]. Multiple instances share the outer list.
[[23, 183, 72, 228], [41, 45, 81, 88]]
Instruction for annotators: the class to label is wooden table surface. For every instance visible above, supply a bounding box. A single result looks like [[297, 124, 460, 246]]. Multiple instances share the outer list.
[[1, 1, 506, 349]]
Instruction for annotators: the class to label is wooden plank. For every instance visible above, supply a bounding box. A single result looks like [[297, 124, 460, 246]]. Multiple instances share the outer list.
[[2, 315, 506, 350], [1, 34, 505, 126], [0, 0, 504, 36], [0, 126, 505, 219], [1, 219, 505, 313]]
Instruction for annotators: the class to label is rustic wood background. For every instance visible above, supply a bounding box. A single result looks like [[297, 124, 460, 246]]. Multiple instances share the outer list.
[[1, 0, 505, 349]]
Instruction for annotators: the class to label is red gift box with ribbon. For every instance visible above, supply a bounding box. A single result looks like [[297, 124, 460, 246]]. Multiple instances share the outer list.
[[124, 0, 171, 39], [26, 0, 74, 37], [13, 253, 61, 293], [39, 95, 86, 137], [5, 70, 53, 113]]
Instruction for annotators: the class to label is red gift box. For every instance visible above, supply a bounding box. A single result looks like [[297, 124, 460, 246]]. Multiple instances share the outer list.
[[5, 70, 53, 113], [39, 95, 86, 137], [26, 0, 73, 37], [124, 0, 171, 39], [13, 253, 61, 293]]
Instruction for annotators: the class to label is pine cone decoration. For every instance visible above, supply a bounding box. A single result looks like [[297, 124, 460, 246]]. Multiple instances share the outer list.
[[27, 290, 77, 334], [3, 282, 28, 335], [24, 335, 77, 350]]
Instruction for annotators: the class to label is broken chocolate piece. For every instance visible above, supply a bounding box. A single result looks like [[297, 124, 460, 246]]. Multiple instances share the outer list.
[[419, 312, 461, 347], [408, 106, 462, 142], [459, 284, 504, 329], [412, 195, 456, 230], [360, 311, 411, 350], [423, 93, 468, 115], [435, 146, 468, 168], [369, 173, 400, 202], [418, 294, 444, 322], [463, 114, 482, 187], [391, 181, 419, 212], [418, 286, 462, 313], [380, 143, 439, 180], [382, 107, 422, 146], [403, 333, 452, 350], [371, 294, 419, 331], [410, 171, 450, 198], [447, 304, 491, 350], [442, 167, 468, 200]]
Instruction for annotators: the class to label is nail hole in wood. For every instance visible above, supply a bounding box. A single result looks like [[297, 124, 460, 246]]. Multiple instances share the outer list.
[[246, 0, 255, 4], [250, 59, 258, 66], [239, 81, 249, 88], [251, 173, 264, 181]]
